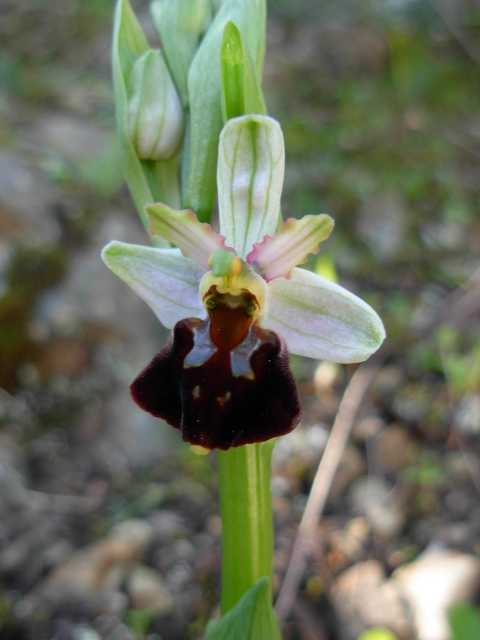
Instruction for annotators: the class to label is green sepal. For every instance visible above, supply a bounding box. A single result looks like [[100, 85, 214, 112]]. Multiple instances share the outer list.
[[112, 0, 180, 244], [205, 576, 281, 640], [150, 0, 212, 108], [182, 0, 266, 223], [220, 21, 267, 123]]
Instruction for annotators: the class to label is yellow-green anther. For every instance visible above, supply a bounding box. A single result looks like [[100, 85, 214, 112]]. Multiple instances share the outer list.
[[127, 50, 184, 160], [208, 249, 241, 277]]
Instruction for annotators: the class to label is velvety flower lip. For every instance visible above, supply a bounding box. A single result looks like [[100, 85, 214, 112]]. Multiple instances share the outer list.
[[102, 114, 386, 450]]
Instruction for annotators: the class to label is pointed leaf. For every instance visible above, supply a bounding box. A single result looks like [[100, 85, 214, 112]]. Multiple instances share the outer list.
[[183, 0, 266, 222], [112, 0, 179, 239], [449, 603, 480, 640], [264, 267, 386, 363], [221, 21, 267, 123], [150, 0, 212, 108], [247, 214, 334, 281], [218, 115, 284, 260], [205, 577, 281, 640], [145, 203, 230, 269], [102, 241, 206, 328]]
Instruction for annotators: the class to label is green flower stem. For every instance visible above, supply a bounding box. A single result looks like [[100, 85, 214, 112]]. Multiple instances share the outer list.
[[142, 157, 181, 211], [217, 440, 275, 614]]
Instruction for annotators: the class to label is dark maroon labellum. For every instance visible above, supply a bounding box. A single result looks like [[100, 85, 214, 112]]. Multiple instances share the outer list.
[[130, 289, 301, 450]]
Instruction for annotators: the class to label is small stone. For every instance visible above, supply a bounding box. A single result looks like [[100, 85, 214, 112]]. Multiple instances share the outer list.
[[41, 519, 153, 592], [329, 448, 366, 501], [205, 515, 222, 536], [74, 624, 101, 640], [329, 530, 363, 561], [149, 510, 188, 543], [350, 476, 406, 540], [393, 551, 480, 640], [171, 539, 195, 563], [345, 517, 370, 545], [314, 361, 342, 394], [331, 561, 413, 639], [127, 565, 174, 614], [454, 394, 480, 435]]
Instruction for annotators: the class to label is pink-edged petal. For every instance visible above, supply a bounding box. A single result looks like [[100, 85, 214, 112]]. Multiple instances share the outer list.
[[218, 115, 284, 260], [263, 267, 385, 363], [247, 214, 334, 281], [101, 241, 206, 329], [146, 203, 230, 269]]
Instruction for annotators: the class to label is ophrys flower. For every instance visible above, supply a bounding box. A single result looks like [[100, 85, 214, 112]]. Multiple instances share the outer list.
[[102, 115, 385, 451]]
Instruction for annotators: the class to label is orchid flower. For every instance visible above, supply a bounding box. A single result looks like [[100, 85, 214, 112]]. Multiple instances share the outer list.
[[102, 114, 385, 451]]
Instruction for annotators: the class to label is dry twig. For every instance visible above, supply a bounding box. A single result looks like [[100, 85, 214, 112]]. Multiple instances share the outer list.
[[275, 363, 380, 623]]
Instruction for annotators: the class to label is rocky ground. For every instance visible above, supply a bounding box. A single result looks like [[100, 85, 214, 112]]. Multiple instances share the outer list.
[[1, 0, 480, 639]]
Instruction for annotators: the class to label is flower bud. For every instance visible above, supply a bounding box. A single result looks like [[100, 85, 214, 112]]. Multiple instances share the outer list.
[[127, 50, 184, 160]]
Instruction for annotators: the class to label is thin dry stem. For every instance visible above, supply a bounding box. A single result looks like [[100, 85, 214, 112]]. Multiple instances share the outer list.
[[275, 363, 380, 623]]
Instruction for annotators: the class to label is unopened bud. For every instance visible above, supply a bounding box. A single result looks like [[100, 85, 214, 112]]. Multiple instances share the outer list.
[[127, 50, 184, 160]]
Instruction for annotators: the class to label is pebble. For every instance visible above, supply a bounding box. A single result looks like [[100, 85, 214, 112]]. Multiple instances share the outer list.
[[74, 624, 101, 640], [350, 476, 406, 540], [393, 551, 480, 640], [149, 510, 188, 543], [126, 565, 173, 614], [331, 560, 413, 639], [313, 361, 342, 394], [454, 394, 480, 435], [41, 519, 153, 593]]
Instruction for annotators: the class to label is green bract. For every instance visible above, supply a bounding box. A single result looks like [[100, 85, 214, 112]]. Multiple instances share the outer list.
[[220, 21, 266, 122], [150, 0, 212, 108], [205, 577, 281, 640], [127, 50, 184, 160], [112, 0, 180, 242], [183, 0, 266, 222]]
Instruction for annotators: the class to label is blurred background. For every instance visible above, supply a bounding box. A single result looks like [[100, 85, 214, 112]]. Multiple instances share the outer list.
[[1, 0, 480, 638]]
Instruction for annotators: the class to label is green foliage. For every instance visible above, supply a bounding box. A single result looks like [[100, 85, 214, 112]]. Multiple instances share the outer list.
[[438, 327, 480, 396], [124, 609, 154, 636], [205, 577, 281, 640], [449, 603, 480, 640], [357, 628, 397, 640]]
